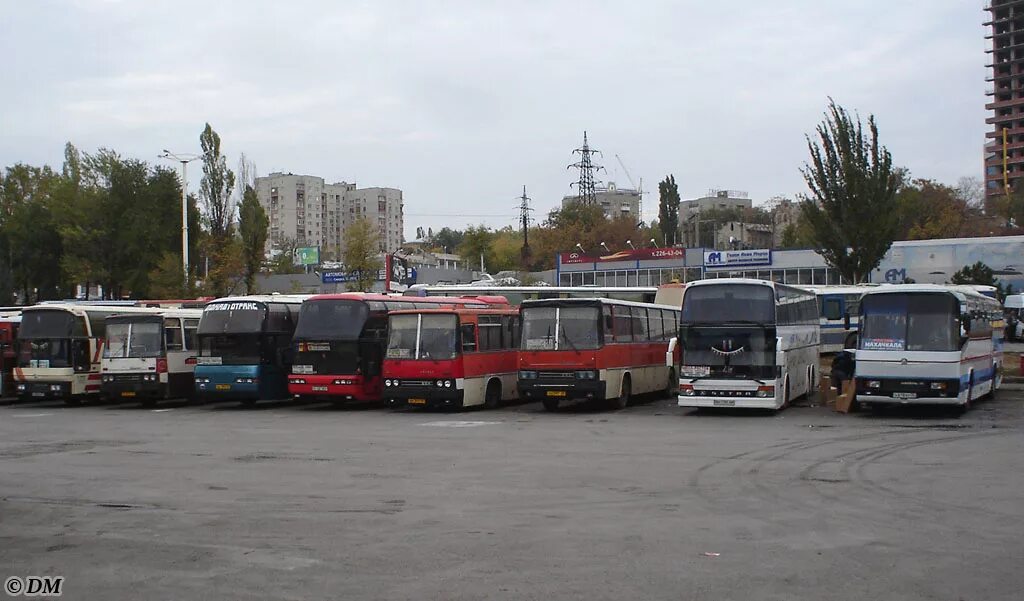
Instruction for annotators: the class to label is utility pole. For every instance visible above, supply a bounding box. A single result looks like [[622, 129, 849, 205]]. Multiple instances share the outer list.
[[518, 185, 533, 268], [159, 150, 203, 292], [568, 131, 604, 205]]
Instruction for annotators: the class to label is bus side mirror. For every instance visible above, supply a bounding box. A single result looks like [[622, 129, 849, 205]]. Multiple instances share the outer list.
[[843, 312, 850, 331]]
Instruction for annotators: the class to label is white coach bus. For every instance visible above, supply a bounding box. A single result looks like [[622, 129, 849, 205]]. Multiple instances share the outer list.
[[854, 284, 1004, 411], [677, 278, 820, 411]]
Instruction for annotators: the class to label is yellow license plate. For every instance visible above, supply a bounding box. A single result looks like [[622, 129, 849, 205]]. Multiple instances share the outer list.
[[215, 384, 231, 391], [408, 398, 427, 405], [121, 391, 136, 398], [546, 390, 567, 397]]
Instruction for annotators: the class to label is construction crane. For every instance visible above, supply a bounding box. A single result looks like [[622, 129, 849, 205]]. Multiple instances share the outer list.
[[615, 154, 644, 227]]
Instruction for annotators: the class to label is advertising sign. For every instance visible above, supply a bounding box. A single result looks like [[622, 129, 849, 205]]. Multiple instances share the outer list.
[[385, 255, 417, 292], [703, 249, 772, 269], [295, 247, 320, 266], [559, 247, 684, 265]]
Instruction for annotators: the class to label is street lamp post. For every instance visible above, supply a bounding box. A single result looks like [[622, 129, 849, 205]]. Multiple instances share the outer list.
[[159, 150, 202, 291]]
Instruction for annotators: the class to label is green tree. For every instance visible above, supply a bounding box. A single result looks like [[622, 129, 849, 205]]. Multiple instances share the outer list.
[[342, 218, 382, 291], [950, 261, 1012, 301], [895, 178, 968, 240], [198, 123, 237, 296], [432, 227, 464, 253], [459, 225, 494, 271], [800, 100, 900, 283], [658, 175, 680, 246], [238, 185, 269, 294]]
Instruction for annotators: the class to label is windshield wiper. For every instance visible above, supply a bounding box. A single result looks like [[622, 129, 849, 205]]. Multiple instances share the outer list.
[[559, 325, 578, 351]]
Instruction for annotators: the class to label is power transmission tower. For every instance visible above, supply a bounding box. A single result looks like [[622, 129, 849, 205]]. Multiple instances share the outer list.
[[568, 131, 604, 205], [518, 185, 533, 267]]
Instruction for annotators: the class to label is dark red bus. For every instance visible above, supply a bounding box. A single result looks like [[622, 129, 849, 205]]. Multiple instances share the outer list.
[[288, 293, 508, 403]]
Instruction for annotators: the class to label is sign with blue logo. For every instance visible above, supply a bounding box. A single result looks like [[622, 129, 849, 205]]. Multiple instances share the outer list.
[[703, 249, 772, 268], [322, 271, 357, 284]]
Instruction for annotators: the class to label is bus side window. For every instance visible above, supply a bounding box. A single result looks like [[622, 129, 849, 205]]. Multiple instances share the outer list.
[[612, 306, 632, 342], [631, 306, 649, 341], [461, 323, 477, 353], [165, 319, 184, 351], [183, 319, 199, 350], [823, 298, 843, 321], [602, 306, 613, 341], [478, 315, 502, 351], [509, 315, 521, 349]]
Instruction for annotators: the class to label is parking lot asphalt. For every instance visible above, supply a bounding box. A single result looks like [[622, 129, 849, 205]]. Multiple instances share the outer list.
[[1, 391, 1022, 601]]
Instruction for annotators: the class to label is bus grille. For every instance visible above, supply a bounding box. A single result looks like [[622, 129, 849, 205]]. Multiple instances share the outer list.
[[401, 380, 435, 387], [540, 372, 574, 379]]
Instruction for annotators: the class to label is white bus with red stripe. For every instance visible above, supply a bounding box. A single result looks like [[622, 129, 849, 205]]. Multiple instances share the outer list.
[[100, 308, 203, 405], [854, 285, 1004, 411], [383, 306, 521, 409], [14, 304, 157, 404], [517, 298, 681, 411]]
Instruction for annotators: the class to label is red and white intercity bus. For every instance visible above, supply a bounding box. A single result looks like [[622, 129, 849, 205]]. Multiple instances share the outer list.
[[382, 305, 521, 409], [517, 298, 681, 411], [288, 293, 509, 403]]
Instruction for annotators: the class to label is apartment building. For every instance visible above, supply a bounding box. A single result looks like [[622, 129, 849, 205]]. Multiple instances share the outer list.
[[255, 173, 404, 260]]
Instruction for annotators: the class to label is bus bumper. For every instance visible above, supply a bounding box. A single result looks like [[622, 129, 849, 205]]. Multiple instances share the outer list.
[[677, 379, 778, 409], [385, 386, 465, 409], [288, 375, 379, 403], [101, 375, 166, 400], [517, 380, 607, 403], [855, 377, 961, 405], [16, 381, 70, 401], [194, 367, 261, 401]]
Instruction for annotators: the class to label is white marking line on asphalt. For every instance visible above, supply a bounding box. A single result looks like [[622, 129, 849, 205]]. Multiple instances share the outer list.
[[151, 409, 173, 413], [10, 413, 53, 418], [418, 420, 502, 428]]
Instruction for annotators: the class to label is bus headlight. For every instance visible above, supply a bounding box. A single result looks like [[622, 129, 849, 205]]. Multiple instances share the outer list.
[[194, 377, 210, 384], [444, 380, 452, 388], [292, 378, 306, 385], [384, 379, 392, 387], [50, 384, 62, 391], [518, 371, 538, 380], [235, 378, 256, 384], [679, 385, 695, 396], [867, 380, 881, 389], [16, 383, 25, 391], [436, 380, 444, 387], [930, 382, 946, 390], [756, 386, 775, 398], [575, 370, 597, 380]]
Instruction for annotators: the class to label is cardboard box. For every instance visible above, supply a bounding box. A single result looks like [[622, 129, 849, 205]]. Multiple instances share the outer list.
[[819, 374, 836, 404], [834, 380, 855, 413]]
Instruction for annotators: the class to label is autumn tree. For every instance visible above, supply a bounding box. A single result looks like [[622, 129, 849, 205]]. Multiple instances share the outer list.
[[800, 100, 901, 283], [895, 178, 968, 240], [342, 217, 382, 291]]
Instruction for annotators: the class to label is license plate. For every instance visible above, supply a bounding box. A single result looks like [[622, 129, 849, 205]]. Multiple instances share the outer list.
[[312, 386, 328, 392], [893, 392, 917, 399], [215, 384, 231, 391], [32, 392, 44, 397], [121, 391, 136, 398], [408, 398, 427, 405], [546, 390, 567, 397], [713, 399, 736, 407]]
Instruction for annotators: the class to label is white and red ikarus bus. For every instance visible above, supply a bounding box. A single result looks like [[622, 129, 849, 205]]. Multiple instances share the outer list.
[[289, 293, 509, 404], [517, 298, 681, 411], [382, 305, 520, 409]]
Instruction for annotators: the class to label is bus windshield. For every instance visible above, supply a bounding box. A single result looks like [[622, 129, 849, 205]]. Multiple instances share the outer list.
[[104, 320, 163, 359], [860, 293, 959, 352], [293, 299, 369, 341], [18, 310, 87, 339], [198, 301, 267, 335], [199, 334, 263, 364], [386, 314, 459, 360], [521, 306, 600, 350], [18, 339, 73, 368], [682, 284, 776, 324]]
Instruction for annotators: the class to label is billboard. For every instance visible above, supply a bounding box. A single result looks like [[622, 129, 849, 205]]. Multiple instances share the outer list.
[[703, 249, 772, 269], [295, 247, 320, 266], [559, 247, 684, 265], [385, 255, 417, 292]]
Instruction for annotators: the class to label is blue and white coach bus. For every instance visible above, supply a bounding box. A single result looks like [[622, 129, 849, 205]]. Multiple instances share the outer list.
[[854, 284, 1004, 411], [799, 285, 877, 353], [676, 278, 820, 411]]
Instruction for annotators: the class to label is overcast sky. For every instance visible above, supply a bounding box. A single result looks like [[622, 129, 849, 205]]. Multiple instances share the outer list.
[[1, 1, 986, 238]]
